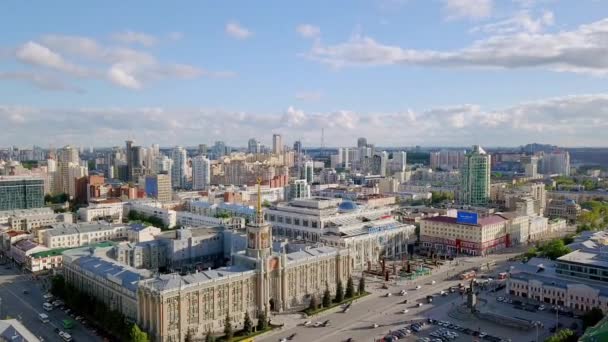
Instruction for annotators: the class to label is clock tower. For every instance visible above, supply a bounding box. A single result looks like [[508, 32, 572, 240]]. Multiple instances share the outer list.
[[246, 178, 273, 259]]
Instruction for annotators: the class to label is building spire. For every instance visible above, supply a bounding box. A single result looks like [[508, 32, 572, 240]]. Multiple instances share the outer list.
[[255, 177, 264, 225]]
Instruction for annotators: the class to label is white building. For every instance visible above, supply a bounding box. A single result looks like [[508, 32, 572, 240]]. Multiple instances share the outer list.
[[0, 208, 72, 231], [127, 224, 162, 243], [176, 211, 245, 229], [124, 201, 177, 228], [78, 202, 125, 223], [42, 222, 129, 249], [192, 155, 210, 190]]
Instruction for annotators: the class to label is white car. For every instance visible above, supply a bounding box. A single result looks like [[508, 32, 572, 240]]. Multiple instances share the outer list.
[[385, 292, 392, 297], [418, 303, 423, 307], [303, 321, 312, 327], [402, 309, 409, 314], [314, 322, 324, 327], [431, 280, 436, 285], [538, 305, 546, 311], [400, 290, 407, 296], [373, 323, 379, 329], [416, 285, 422, 290]]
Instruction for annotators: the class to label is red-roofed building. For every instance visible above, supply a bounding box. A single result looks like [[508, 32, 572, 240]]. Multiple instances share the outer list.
[[420, 214, 508, 256]]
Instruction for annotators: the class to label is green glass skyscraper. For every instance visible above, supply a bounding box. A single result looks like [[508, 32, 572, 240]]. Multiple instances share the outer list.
[[460, 145, 491, 206], [0, 177, 45, 211]]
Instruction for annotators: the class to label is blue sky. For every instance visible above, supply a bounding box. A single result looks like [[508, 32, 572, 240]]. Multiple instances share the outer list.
[[1, 0, 608, 147]]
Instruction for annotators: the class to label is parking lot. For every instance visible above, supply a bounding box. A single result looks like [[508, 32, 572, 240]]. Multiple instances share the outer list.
[[0, 263, 101, 342]]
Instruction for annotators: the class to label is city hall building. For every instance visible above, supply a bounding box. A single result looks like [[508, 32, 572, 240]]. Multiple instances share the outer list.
[[63, 183, 353, 342]]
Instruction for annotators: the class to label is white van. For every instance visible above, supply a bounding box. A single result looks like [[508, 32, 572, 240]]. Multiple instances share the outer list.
[[38, 313, 49, 323], [43, 303, 53, 311], [59, 331, 72, 342]]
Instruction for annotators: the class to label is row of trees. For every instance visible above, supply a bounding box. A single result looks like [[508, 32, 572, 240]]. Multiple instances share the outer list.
[[204, 310, 268, 342], [577, 201, 608, 233], [127, 210, 168, 230], [51, 275, 148, 341], [524, 236, 573, 260], [308, 276, 365, 312]]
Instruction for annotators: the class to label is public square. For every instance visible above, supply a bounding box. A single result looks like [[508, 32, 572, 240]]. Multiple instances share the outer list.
[[259, 247, 581, 342]]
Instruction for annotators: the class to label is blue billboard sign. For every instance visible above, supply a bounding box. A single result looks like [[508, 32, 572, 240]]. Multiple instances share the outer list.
[[456, 211, 478, 225]]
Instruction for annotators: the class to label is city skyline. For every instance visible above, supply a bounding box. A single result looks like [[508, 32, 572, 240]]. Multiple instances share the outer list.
[[1, 1, 608, 147]]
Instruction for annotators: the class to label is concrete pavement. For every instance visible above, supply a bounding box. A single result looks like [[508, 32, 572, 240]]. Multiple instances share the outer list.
[[260, 249, 525, 342]]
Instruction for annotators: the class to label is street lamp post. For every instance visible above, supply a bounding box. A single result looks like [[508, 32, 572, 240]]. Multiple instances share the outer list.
[[553, 305, 560, 330]]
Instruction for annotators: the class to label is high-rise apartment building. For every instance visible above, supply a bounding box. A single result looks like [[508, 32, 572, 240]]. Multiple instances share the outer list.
[[247, 138, 260, 154], [0, 176, 45, 210], [171, 146, 187, 189], [430, 150, 466, 170], [460, 145, 491, 206], [287, 179, 311, 200], [272, 134, 282, 155], [125, 140, 134, 181], [197, 144, 207, 156], [520, 155, 539, 177], [145, 173, 172, 202], [192, 155, 210, 190], [540, 151, 570, 176], [357, 137, 368, 148], [302, 161, 314, 183], [56, 145, 81, 195], [212, 141, 226, 159]]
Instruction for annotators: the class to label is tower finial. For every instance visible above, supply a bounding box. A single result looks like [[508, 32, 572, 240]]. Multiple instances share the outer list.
[[256, 177, 263, 224]]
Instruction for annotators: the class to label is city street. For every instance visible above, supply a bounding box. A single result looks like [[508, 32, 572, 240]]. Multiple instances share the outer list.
[[260, 249, 528, 342], [0, 264, 101, 342]]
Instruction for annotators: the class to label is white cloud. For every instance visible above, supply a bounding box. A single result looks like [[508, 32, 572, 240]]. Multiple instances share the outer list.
[[295, 91, 323, 101], [297, 24, 321, 39], [3, 93, 608, 146], [225, 21, 253, 40], [471, 10, 554, 34], [112, 31, 158, 46], [107, 64, 141, 89], [15, 41, 88, 76], [306, 17, 608, 76], [7, 34, 232, 90], [443, 0, 493, 21]]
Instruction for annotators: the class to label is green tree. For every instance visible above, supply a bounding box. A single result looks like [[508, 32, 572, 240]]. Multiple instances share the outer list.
[[524, 247, 538, 259], [322, 284, 332, 308], [345, 277, 355, 299], [335, 280, 344, 303], [130, 324, 149, 342], [224, 312, 233, 341], [256, 310, 268, 332], [358, 276, 366, 294], [262, 200, 271, 208], [582, 307, 604, 328], [243, 311, 253, 335], [185, 330, 194, 342], [308, 294, 318, 311], [205, 330, 215, 342], [50, 275, 66, 298], [544, 329, 577, 342], [542, 239, 572, 260]]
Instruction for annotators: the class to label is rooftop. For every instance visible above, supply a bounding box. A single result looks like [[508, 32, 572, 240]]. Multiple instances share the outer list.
[[45, 222, 125, 237], [0, 208, 54, 218], [64, 247, 152, 293], [557, 249, 608, 269], [30, 241, 115, 259], [424, 215, 506, 227], [140, 264, 255, 292]]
